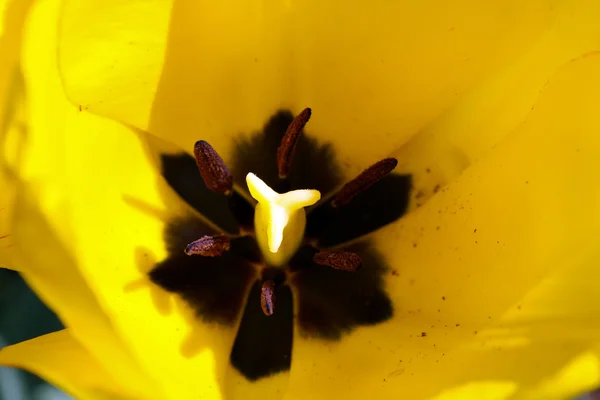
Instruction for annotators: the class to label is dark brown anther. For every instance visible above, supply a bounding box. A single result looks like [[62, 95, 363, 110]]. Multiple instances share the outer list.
[[185, 234, 231, 256], [332, 158, 398, 208], [277, 108, 311, 178], [260, 280, 276, 316], [193, 140, 233, 194], [313, 251, 362, 272]]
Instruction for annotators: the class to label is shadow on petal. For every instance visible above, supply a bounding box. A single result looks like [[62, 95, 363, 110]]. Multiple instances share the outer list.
[[149, 217, 257, 326], [160, 153, 241, 234], [290, 242, 393, 340], [306, 173, 412, 247], [229, 282, 294, 381]]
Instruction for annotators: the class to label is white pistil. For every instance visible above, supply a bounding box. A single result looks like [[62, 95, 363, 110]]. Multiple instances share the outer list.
[[246, 173, 320, 267]]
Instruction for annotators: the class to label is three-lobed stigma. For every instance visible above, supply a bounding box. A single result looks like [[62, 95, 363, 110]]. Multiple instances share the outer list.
[[246, 173, 320, 266]]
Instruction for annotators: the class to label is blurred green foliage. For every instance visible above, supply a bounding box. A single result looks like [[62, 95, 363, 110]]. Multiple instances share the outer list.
[[0, 269, 68, 400]]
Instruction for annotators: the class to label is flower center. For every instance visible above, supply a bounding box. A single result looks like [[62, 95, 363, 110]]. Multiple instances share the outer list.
[[151, 108, 411, 381], [182, 109, 397, 317]]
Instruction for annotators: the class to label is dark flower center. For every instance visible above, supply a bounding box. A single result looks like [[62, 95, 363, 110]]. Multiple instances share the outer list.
[[149, 109, 412, 381]]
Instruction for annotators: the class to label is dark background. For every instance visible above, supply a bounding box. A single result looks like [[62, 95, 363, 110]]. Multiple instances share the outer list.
[[0, 269, 69, 400]]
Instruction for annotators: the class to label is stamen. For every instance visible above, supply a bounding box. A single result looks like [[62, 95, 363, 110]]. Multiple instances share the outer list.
[[194, 140, 233, 194], [277, 108, 311, 179], [332, 158, 398, 208], [313, 251, 362, 272], [260, 280, 276, 316], [185, 234, 231, 256]]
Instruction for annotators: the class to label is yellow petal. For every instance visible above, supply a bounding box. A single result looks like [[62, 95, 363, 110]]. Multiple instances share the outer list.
[[393, 0, 600, 213], [430, 382, 517, 400], [0, 329, 130, 400], [0, 84, 24, 270], [14, 2, 163, 396], [226, 368, 290, 400], [0, 0, 34, 270], [285, 41, 600, 400], [12, 187, 163, 399], [59, 0, 551, 175], [0, 108, 19, 269], [16, 0, 242, 397], [58, 0, 171, 140]]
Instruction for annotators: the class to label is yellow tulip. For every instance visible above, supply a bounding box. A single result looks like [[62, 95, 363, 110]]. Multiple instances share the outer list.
[[3, 0, 600, 399]]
